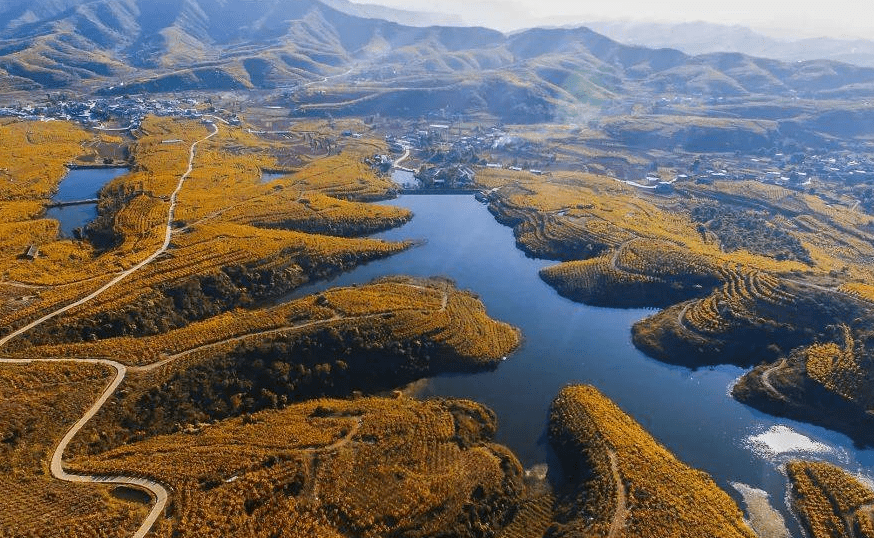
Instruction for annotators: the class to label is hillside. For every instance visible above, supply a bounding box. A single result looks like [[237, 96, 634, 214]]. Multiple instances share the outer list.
[[588, 20, 874, 68], [4, 0, 874, 123]]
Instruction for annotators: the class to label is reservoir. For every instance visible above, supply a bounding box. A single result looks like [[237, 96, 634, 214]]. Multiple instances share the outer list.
[[291, 194, 874, 533], [47, 167, 128, 237]]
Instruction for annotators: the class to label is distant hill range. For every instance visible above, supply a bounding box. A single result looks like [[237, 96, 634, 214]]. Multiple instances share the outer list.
[[587, 20, 874, 69], [3, 0, 874, 123]]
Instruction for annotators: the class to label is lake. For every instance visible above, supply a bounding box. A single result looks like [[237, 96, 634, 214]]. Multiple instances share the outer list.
[[261, 170, 290, 183], [290, 194, 874, 534], [46, 167, 128, 237]]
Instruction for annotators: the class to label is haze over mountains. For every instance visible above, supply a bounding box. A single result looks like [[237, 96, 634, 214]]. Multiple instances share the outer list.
[[3, 0, 874, 126], [587, 20, 874, 69]]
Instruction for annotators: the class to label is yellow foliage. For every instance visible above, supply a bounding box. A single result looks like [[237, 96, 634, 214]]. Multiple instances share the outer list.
[[22, 277, 520, 369], [550, 385, 756, 538], [70, 397, 524, 538], [0, 362, 148, 537], [787, 460, 874, 538]]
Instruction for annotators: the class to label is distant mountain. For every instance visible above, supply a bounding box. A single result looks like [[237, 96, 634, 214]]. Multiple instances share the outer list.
[[318, 0, 463, 27], [587, 20, 874, 68], [3, 0, 874, 124]]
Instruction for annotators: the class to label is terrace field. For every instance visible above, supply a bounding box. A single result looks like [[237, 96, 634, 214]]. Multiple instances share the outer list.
[[786, 461, 874, 538], [0, 116, 534, 537], [548, 385, 756, 538], [3, 105, 874, 536], [0, 362, 148, 537], [478, 163, 874, 445], [69, 396, 528, 538], [0, 117, 411, 345]]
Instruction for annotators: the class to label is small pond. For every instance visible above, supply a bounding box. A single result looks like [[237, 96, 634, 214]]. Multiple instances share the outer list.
[[46, 167, 128, 237]]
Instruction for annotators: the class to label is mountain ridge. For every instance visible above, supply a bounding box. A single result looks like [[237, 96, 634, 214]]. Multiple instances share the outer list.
[[3, 0, 874, 124]]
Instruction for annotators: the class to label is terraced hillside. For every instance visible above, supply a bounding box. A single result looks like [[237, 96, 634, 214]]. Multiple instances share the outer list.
[[0, 362, 148, 537], [0, 117, 410, 346], [6, 276, 520, 454], [548, 385, 756, 538], [67, 396, 528, 538], [786, 461, 874, 538], [0, 112, 536, 537], [733, 322, 874, 445], [478, 164, 874, 445]]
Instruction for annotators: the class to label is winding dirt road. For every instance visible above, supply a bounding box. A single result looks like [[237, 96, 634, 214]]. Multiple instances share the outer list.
[[0, 121, 219, 537], [607, 449, 628, 538], [759, 358, 789, 402], [0, 116, 451, 537], [130, 283, 448, 373]]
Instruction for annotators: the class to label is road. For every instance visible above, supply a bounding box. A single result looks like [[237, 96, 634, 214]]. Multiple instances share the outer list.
[[0, 113, 447, 537], [393, 147, 411, 169], [0, 122, 218, 348], [606, 449, 628, 538], [303, 67, 356, 89], [0, 121, 219, 537], [759, 358, 789, 402]]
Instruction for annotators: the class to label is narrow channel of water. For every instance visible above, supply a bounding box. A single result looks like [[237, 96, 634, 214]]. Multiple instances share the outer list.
[[290, 195, 874, 534], [46, 167, 128, 237]]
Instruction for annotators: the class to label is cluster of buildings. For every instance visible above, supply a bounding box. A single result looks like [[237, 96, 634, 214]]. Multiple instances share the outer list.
[[682, 151, 874, 189], [0, 96, 239, 130]]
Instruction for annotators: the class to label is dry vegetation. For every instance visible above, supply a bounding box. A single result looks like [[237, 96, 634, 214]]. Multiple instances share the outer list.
[[18, 276, 519, 369], [0, 120, 104, 286], [479, 163, 874, 443], [0, 362, 147, 538], [0, 117, 524, 536], [69, 396, 527, 538], [787, 461, 874, 538], [0, 117, 412, 344], [548, 385, 756, 538], [4, 277, 521, 460]]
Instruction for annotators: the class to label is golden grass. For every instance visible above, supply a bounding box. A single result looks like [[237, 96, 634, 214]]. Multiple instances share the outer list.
[[0, 117, 411, 338], [549, 385, 756, 538], [787, 460, 874, 538], [0, 362, 148, 538], [805, 325, 867, 404], [69, 396, 525, 538], [20, 277, 520, 370]]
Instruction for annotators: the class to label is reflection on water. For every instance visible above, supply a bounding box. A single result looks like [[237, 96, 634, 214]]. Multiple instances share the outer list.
[[288, 194, 874, 533], [747, 425, 837, 459]]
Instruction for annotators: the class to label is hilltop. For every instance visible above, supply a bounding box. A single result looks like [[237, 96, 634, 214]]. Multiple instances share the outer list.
[[4, 0, 874, 124]]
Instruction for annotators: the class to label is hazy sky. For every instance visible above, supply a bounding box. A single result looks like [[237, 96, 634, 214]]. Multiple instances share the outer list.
[[350, 0, 874, 38]]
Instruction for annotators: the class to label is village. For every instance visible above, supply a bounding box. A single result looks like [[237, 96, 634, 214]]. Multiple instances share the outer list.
[[0, 95, 242, 131], [367, 116, 874, 203]]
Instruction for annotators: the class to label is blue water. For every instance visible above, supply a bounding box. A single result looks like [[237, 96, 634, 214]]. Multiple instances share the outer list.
[[391, 169, 418, 188], [46, 167, 128, 237], [290, 195, 874, 533], [261, 171, 290, 183]]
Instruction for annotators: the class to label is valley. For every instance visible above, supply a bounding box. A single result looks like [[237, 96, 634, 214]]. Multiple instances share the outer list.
[[3, 1, 874, 537]]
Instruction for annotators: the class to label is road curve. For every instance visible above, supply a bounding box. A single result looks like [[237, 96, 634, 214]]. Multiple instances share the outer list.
[[46, 359, 169, 538], [0, 121, 219, 537], [759, 358, 789, 402], [0, 122, 218, 348]]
